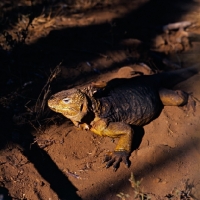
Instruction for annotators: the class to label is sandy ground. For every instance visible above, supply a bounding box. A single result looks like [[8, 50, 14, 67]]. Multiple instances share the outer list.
[[0, 0, 200, 199]]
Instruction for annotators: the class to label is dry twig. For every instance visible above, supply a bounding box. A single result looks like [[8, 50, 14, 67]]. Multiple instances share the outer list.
[[34, 62, 62, 118]]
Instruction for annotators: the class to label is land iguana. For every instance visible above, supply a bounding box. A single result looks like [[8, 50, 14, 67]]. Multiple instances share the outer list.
[[48, 65, 199, 171]]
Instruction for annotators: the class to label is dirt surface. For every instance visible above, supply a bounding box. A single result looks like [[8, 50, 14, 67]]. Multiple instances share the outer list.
[[0, 0, 200, 199]]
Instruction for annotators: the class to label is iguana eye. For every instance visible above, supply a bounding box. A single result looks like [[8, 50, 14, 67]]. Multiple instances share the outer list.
[[62, 98, 71, 104]]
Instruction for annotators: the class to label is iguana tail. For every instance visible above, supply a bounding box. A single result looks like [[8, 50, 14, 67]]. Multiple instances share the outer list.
[[158, 64, 200, 88]]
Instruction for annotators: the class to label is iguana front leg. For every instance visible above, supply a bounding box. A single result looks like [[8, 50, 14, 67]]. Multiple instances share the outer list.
[[90, 119, 133, 171]]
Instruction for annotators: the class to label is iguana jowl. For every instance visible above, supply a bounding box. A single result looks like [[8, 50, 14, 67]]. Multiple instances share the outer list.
[[48, 66, 199, 171]]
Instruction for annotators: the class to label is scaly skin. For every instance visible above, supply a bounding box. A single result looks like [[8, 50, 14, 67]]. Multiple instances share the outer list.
[[48, 66, 199, 170]]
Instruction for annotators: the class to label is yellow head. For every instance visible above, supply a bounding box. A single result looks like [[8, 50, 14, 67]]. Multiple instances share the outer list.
[[48, 88, 88, 122]]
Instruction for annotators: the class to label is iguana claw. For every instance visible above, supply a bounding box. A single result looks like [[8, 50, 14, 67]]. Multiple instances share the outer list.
[[104, 151, 130, 171], [76, 123, 91, 131]]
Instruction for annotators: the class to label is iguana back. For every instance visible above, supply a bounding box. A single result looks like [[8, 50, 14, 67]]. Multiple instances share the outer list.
[[96, 76, 163, 126]]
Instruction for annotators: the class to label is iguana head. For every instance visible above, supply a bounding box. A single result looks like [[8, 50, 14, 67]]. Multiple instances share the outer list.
[[48, 88, 88, 122]]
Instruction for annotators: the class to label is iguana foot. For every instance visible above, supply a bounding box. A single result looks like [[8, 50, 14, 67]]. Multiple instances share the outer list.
[[185, 94, 196, 112], [104, 151, 130, 171], [75, 123, 91, 131]]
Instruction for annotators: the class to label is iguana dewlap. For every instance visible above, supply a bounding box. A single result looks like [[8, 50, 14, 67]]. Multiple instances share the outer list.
[[48, 66, 198, 171]]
